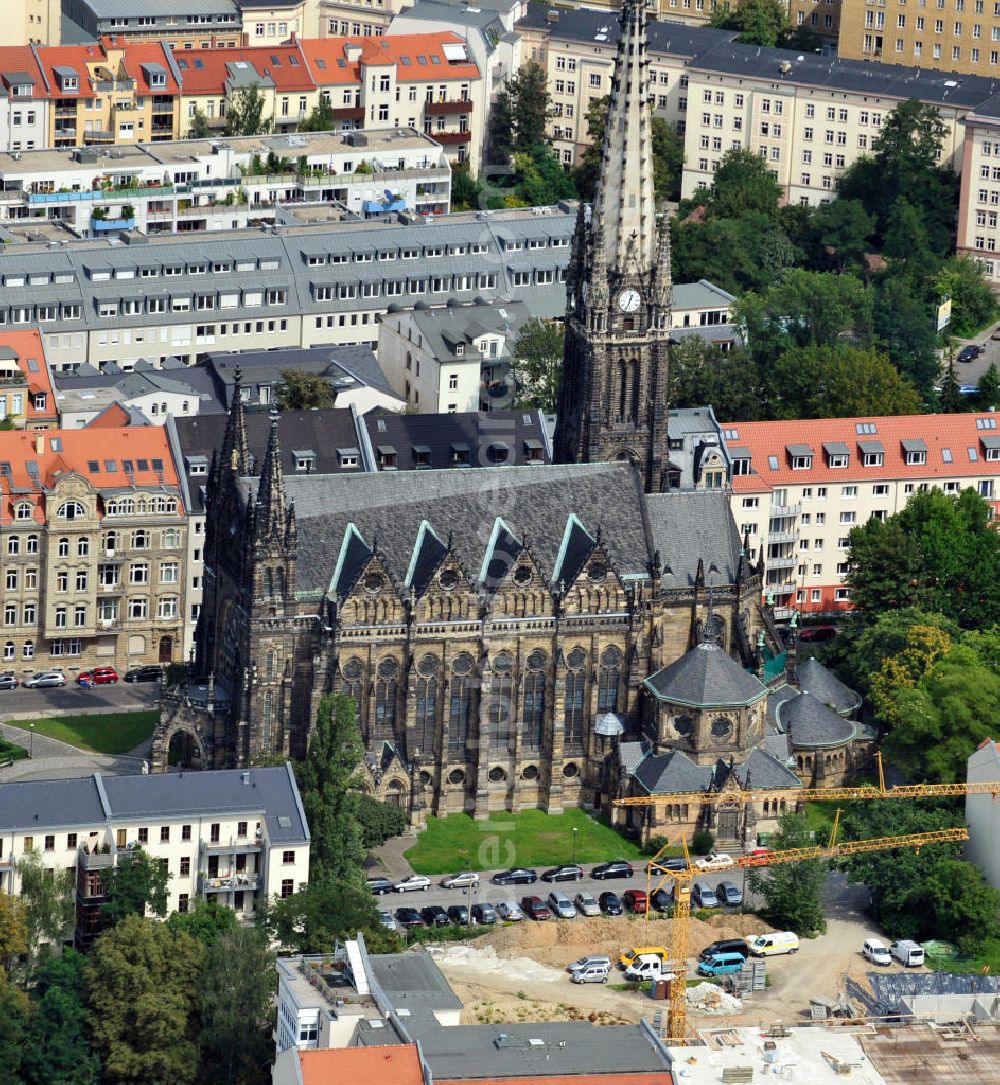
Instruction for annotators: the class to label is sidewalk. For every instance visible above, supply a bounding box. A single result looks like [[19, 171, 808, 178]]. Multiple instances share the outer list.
[[0, 720, 152, 782], [368, 830, 419, 880]]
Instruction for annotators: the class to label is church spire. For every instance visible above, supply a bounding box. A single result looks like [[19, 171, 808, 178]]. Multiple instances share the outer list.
[[254, 413, 286, 546], [591, 0, 657, 278], [220, 366, 251, 477]]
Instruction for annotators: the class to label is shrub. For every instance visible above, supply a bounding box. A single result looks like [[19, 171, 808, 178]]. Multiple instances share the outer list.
[[691, 829, 715, 856]]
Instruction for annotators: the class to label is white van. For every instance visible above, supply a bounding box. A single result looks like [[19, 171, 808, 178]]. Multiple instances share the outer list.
[[623, 953, 674, 983], [747, 931, 799, 957], [863, 938, 892, 966], [889, 940, 925, 967]]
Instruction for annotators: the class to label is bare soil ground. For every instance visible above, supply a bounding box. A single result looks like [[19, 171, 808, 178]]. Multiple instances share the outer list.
[[434, 874, 925, 1030]]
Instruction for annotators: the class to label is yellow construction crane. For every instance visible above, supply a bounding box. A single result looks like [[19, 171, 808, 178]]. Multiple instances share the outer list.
[[642, 813, 969, 1043]]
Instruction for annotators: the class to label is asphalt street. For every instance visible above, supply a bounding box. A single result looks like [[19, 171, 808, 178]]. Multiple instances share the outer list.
[[947, 325, 1000, 389], [0, 680, 158, 716]]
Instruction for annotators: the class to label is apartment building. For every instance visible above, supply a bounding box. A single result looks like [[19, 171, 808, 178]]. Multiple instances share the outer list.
[[0, 765, 309, 945], [63, 0, 244, 49], [7, 0, 61, 46], [242, 1, 319, 46], [0, 128, 450, 236], [0, 427, 188, 675], [517, 6, 733, 166], [0, 49, 54, 155], [790, 0, 844, 41], [723, 413, 1000, 617], [837, 0, 1000, 75], [0, 204, 572, 372], [0, 329, 58, 429], [957, 94, 1000, 285]]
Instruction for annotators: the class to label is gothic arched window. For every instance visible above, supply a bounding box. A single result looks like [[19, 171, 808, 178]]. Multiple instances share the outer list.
[[564, 647, 586, 751], [522, 649, 547, 751], [488, 651, 513, 753], [374, 657, 398, 740], [597, 646, 621, 713], [341, 657, 364, 732], [448, 652, 474, 754], [414, 654, 439, 756]]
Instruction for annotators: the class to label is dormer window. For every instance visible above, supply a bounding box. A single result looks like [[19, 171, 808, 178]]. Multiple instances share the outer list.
[[787, 443, 813, 470], [981, 436, 1000, 460], [456, 344, 465, 356], [902, 438, 927, 466], [523, 438, 543, 463], [377, 444, 397, 470], [450, 442, 470, 466], [295, 449, 318, 472], [185, 455, 208, 476], [412, 445, 431, 468], [335, 448, 358, 469]]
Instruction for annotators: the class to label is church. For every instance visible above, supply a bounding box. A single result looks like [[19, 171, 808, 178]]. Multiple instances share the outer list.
[[155, 0, 865, 842]]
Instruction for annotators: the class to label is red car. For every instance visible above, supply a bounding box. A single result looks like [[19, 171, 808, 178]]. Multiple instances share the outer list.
[[521, 895, 552, 920], [742, 848, 774, 867], [623, 889, 648, 914], [77, 666, 119, 686]]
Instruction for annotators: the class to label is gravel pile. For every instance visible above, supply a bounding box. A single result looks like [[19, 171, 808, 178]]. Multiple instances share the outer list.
[[686, 982, 744, 1014]]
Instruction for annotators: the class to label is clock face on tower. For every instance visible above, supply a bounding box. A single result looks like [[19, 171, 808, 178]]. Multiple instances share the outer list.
[[618, 288, 641, 313]]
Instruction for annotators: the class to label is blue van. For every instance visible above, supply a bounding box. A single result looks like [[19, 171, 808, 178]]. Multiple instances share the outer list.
[[696, 951, 747, 977]]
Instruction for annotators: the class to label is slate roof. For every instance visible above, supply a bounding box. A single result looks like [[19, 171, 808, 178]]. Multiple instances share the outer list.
[[776, 692, 855, 749], [766, 683, 799, 729], [271, 462, 653, 598], [618, 740, 650, 777], [388, 299, 533, 365], [796, 656, 862, 715], [645, 642, 767, 708], [208, 345, 397, 402], [633, 749, 716, 794], [762, 731, 792, 763], [730, 747, 801, 790], [0, 776, 107, 832], [645, 490, 743, 587]]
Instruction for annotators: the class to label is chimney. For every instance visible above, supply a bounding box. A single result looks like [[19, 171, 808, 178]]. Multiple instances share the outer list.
[[35, 434, 44, 455]]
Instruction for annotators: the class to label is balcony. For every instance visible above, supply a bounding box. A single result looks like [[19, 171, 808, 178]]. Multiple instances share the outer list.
[[330, 106, 364, 120], [92, 217, 135, 231], [433, 130, 471, 145], [84, 130, 115, 143], [425, 99, 473, 115], [0, 375, 27, 388], [202, 832, 263, 852], [766, 555, 796, 570], [770, 504, 801, 518], [200, 872, 260, 893], [28, 184, 174, 205], [767, 530, 799, 543]]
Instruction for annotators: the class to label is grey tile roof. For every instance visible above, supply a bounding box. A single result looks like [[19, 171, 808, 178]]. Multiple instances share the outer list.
[[79, 0, 237, 15], [618, 740, 650, 776], [645, 489, 743, 587], [645, 642, 767, 708], [796, 657, 862, 715], [633, 748, 716, 794], [776, 692, 855, 750], [731, 747, 801, 790], [209, 345, 396, 402], [0, 766, 308, 842], [367, 952, 463, 1012], [763, 731, 792, 763], [766, 683, 798, 729], [277, 462, 653, 597], [388, 299, 533, 366]]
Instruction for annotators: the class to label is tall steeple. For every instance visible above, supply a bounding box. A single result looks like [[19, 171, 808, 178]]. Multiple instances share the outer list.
[[552, 0, 673, 493], [591, 0, 657, 278], [254, 413, 287, 546], [219, 366, 251, 477]]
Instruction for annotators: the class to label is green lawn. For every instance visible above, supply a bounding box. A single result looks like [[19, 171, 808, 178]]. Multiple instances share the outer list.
[[0, 737, 28, 762], [926, 938, 1000, 975], [8, 710, 158, 756], [404, 809, 644, 874]]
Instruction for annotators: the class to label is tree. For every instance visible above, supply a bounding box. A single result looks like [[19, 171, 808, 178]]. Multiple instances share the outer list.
[[274, 369, 334, 411], [938, 355, 964, 413], [705, 147, 782, 219], [937, 255, 997, 337], [874, 276, 940, 390], [21, 950, 100, 1085], [18, 850, 74, 964], [0, 983, 28, 1083], [299, 693, 366, 885], [671, 212, 797, 295], [356, 793, 409, 850], [450, 163, 483, 211], [847, 488, 1000, 628], [764, 345, 921, 419], [224, 84, 273, 137], [838, 801, 1000, 953], [198, 928, 275, 1085], [574, 96, 684, 201], [0, 891, 28, 975], [298, 95, 334, 132], [268, 881, 396, 955], [510, 318, 564, 413], [835, 608, 958, 694], [666, 339, 764, 421], [977, 361, 1000, 409], [100, 848, 170, 925], [747, 812, 827, 935], [489, 62, 550, 162], [166, 900, 239, 948], [187, 108, 211, 139], [511, 143, 575, 207], [868, 623, 954, 727], [86, 915, 204, 1085], [710, 0, 791, 45], [813, 199, 875, 275]]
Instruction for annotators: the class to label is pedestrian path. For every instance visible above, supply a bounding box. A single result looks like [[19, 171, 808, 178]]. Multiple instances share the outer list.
[[0, 721, 152, 782]]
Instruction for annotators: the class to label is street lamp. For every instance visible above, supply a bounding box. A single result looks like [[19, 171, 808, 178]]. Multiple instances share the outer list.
[[28, 722, 34, 759], [572, 826, 579, 865]]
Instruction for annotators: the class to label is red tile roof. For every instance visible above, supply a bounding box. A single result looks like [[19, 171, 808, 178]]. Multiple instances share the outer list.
[[0, 427, 182, 525], [29, 39, 180, 98], [298, 1044, 424, 1085], [0, 47, 47, 93], [723, 413, 1000, 493], [173, 42, 313, 94], [0, 330, 57, 426], [303, 32, 480, 85], [441, 1077, 675, 1085]]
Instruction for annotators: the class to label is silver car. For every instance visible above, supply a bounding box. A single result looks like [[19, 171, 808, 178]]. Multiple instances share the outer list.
[[394, 874, 431, 893], [24, 670, 66, 688], [574, 892, 601, 917], [496, 899, 525, 921], [567, 954, 612, 973], [379, 911, 397, 932], [441, 871, 480, 889]]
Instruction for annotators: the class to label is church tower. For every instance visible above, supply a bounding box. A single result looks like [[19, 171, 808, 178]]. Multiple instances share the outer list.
[[553, 0, 673, 493]]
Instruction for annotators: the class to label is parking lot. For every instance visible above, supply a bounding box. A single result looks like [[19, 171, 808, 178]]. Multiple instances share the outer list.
[[947, 326, 1000, 391]]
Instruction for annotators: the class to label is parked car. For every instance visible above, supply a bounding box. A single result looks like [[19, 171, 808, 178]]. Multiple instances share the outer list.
[[747, 932, 799, 956], [496, 899, 525, 922], [574, 892, 601, 917], [367, 877, 394, 896], [125, 665, 164, 683], [863, 938, 892, 966], [599, 891, 623, 916], [77, 667, 118, 686], [394, 907, 424, 929], [541, 864, 584, 883], [691, 881, 719, 908], [650, 887, 673, 913], [695, 853, 733, 871], [797, 625, 837, 644], [24, 670, 66, 688], [491, 867, 538, 886], [571, 964, 610, 984], [471, 902, 497, 925], [890, 940, 925, 967], [421, 905, 450, 928], [699, 938, 750, 962], [0, 672, 18, 690], [743, 848, 775, 866], [958, 345, 979, 363], [646, 857, 688, 873], [521, 895, 552, 920], [547, 890, 577, 919], [624, 954, 674, 983], [567, 954, 612, 973], [441, 871, 480, 889], [591, 860, 634, 880], [697, 951, 748, 977], [379, 911, 397, 932], [447, 904, 470, 925], [394, 874, 431, 893], [618, 946, 667, 969], [623, 889, 647, 914], [717, 881, 743, 906]]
